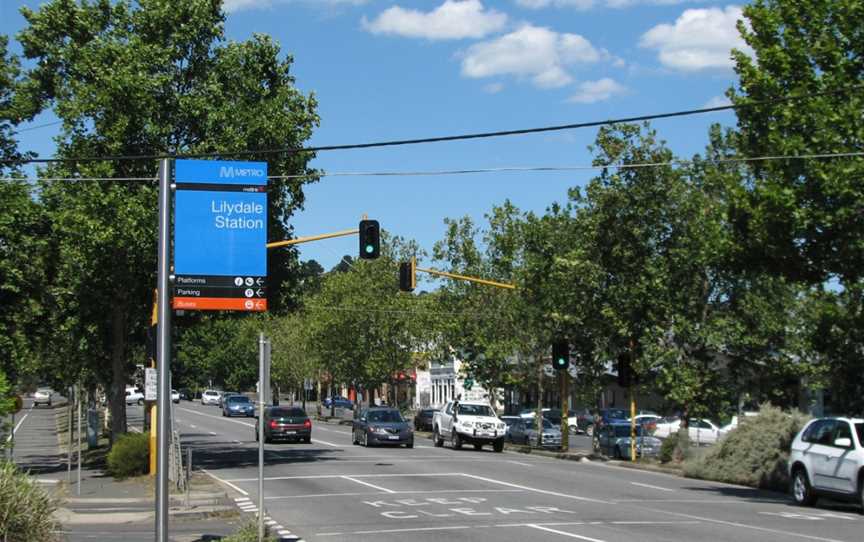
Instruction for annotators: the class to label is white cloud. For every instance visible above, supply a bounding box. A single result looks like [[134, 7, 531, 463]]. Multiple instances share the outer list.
[[223, 0, 368, 13], [484, 82, 505, 93], [515, 0, 698, 9], [639, 5, 753, 71], [461, 24, 602, 89], [362, 1, 508, 40], [567, 78, 627, 103], [704, 95, 731, 108]]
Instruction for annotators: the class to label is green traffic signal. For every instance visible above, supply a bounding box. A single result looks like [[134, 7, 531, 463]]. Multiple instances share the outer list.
[[552, 341, 569, 372], [358, 219, 380, 259]]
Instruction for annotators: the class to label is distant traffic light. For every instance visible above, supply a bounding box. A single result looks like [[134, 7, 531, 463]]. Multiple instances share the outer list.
[[552, 341, 569, 372], [399, 257, 416, 292], [617, 353, 632, 388], [359, 220, 380, 259]]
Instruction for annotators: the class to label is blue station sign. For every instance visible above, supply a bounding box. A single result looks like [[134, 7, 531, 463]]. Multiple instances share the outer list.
[[173, 159, 268, 311]]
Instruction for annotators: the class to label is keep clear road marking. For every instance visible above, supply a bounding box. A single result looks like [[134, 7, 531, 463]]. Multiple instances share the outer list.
[[341, 476, 397, 494], [630, 482, 674, 492], [527, 524, 606, 542]]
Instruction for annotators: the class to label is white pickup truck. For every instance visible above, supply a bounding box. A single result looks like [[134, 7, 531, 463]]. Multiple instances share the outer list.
[[432, 399, 506, 452]]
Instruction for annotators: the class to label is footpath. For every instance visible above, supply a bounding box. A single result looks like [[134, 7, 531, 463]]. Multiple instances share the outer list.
[[12, 397, 245, 541]]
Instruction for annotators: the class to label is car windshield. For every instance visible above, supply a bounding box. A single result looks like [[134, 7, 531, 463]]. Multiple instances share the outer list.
[[856, 423, 863, 446], [457, 404, 495, 417], [605, 409, 627, 419], [367, 410, 403, 423], [542, 419, 557, 430], [613, 425, 645, 437], [270, 408, 305, 418], [228, 396, 249, 403]]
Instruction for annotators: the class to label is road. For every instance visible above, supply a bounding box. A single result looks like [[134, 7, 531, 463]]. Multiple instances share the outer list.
[[165, 400, 862, 542]]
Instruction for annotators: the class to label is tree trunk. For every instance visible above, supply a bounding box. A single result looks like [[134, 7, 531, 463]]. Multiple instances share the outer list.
[[536, 359, 544, 447], [109, 301, 128, 444]]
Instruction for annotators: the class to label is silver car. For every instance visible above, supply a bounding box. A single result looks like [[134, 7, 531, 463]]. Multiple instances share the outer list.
[[595, 422, 661, 459], [33, 388, 52, 407], [508, 418, 563, 448]]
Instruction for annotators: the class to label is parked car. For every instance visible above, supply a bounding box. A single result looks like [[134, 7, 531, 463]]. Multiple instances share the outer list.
[[719, 412, 760, 436], [653, 417, 721, 445], [322, 396, 353, 409], [789, 417, 864, 509], [627, 414, 663, 434], [222, 394, 255, 417], [413, 408, 437, 431], [256, 406, 312, 444], [507, 418, 563, 448], [567, 408, 594, 434], [594, 422, 661, 459], [125, 387, 144, 405], [33, 388, 52, 407], [171, 389, 180, 404], [201, 389, 221, 406], [353, 407, 413, 448], [587, 408, 629, 436], [178, 388, 194, 401]]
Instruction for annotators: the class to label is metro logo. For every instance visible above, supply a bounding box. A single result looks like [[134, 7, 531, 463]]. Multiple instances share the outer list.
[[219, 166, 266, 178]]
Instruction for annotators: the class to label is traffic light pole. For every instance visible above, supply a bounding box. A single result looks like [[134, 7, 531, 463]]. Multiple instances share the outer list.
[[560, 370, 569, 452], [266, 228, 359, 249], [414, 266, 515, 290]]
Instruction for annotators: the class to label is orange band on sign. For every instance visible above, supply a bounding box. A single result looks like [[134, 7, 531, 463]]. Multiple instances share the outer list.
[[172, 297, 267, 311]]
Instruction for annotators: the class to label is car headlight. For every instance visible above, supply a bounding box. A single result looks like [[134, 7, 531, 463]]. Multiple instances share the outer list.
[[497, 423, 506, 430]]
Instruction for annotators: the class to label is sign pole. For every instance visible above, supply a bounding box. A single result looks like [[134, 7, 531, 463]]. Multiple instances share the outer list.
[[258, 332, 266, 542], [155, 158, 173, 542], [77, 384, 82, 495]]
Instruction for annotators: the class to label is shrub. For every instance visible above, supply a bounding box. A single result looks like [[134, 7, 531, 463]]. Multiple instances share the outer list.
[[106, 432, 149, 478], [0, 461, 58, 542], [659, 431, 678, 463], [682, 404, 810, 491], [221, 519, 277, 542]]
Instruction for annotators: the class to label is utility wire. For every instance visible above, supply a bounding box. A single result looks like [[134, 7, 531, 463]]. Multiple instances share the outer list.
[[4, 150, 862, 183], [8, 84, 863, 165]]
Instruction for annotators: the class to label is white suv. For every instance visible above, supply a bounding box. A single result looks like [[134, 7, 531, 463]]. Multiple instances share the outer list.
[[789, 417, 864, 510], [201, 389, 222, 406]]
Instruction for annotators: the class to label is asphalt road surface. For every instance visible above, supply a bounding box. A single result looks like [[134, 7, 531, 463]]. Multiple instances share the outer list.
[[162, 401, 863, 542]]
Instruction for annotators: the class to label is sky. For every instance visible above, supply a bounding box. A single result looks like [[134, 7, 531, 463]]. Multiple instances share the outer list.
[[1, 0, 746, 275]]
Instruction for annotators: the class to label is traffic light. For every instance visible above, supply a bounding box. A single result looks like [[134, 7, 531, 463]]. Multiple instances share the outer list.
[[359, 219, 380, 259], [399, 257, 416, 292], [617, 353, 632, 388], [552, 341, 569, 372]]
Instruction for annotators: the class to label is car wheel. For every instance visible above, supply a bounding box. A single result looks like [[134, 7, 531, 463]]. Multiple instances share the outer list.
[[304, 436, 311, 444], [255, 430, 259, 442], [474, 443, 483, 451], [352, 431, 359, 445], [493, 439, 504, 453], [406, 440, 414, 449], [452, 431, 462, 450], [433, 428, 444, 447], [264, 433, 272, 444], [792, 468, 816, 506], [363, 432, 371, 447]]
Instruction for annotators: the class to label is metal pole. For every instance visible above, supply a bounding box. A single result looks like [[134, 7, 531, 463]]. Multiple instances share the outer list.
[[77, 385, 82, 495], [155, 158, 173, 542], [258, 332, 266, 542], [560, 371, 569, 452], [630, 387, 637, 462], [67, 386, 73, 483], [185, 447, 191, 509]]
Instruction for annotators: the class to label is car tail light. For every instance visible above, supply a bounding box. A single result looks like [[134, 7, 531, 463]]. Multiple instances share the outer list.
[[269, 420, 278, 429], [303, 419, 312, 429]]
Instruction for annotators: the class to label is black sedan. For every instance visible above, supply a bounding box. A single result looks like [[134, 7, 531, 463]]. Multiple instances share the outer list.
[[255, 406, 312, 444], [413, 408, 437, 431], [353, 407, 413, 448]]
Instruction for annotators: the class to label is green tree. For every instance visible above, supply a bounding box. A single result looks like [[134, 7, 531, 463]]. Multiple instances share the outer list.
[[17, 0, 319, 439]]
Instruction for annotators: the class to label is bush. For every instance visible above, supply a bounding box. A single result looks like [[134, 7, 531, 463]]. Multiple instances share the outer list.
[[659, 431, 678, 463], [0, 461, 58, 542], [106, 432, 149, 478], [682, 404, 810, 491], [221, 520, 277, 542]]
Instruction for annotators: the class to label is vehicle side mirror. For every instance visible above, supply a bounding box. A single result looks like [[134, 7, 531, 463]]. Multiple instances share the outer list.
[[834, 437, 852, 448]]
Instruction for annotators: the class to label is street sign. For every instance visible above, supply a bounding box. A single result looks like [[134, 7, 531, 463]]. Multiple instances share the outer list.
[[145, 368, 157, 401], [173, 159, 268, 311]]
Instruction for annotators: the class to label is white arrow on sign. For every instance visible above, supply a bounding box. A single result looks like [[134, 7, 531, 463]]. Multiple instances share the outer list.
[[256, 277, 264, 286], [256, 288, 264, 297]]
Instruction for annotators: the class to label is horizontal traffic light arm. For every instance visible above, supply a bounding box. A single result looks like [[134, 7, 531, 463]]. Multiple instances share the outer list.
[[267, 228, 359, 249], [415, 266, 516, 290]]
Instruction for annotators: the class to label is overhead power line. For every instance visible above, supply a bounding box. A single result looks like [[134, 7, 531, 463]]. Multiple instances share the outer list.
[[4, 150, 862, 183], [8, 84, 863, 165]]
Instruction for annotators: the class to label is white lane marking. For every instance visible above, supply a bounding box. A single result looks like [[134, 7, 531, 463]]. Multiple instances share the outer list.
[[234, 497, 250, 502], [129, 426, 142, 433], [265, 489, 524, 500], [265, 520, 278, 526], [189, 424, 197, 429], [233, 440, 242, 444], [177, 407, 254, 428], [317, 525, 475, 537], [527, 524, 606, 542], [226, 472, 462, 483], [644, 509, 847, 542], [415, 445, 433, 448], [209, 431, 218, 436], [201, 468, 249, 496], [7, 407, 32, 441], [311, 438, 340, 447], [278, 530, 292, 535], [630, 482, 674, 492], [341, 476, 396, 494], [508, 460, 532, 467], [461, 473, 609, 504], [36, 479, 61, 484]]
